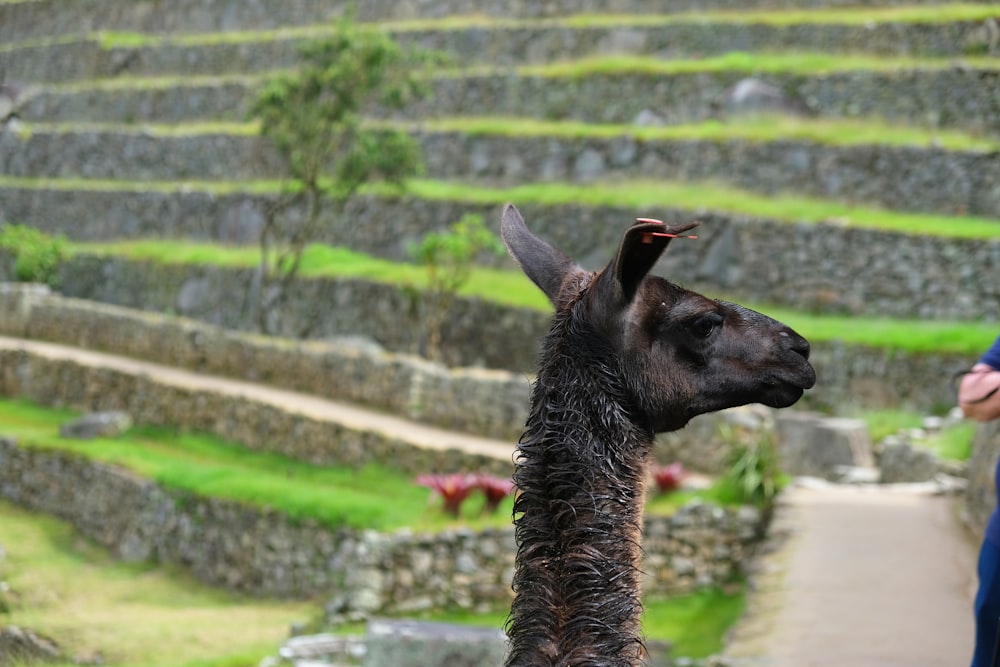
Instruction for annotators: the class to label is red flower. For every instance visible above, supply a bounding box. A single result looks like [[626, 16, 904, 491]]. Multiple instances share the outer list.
[[415, 473, 480, 517], [652, 462, 686, 494], [476, 475, 516, 514]]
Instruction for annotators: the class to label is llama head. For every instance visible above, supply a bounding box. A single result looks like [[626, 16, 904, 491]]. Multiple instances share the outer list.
[[501, 203, 816, 433]]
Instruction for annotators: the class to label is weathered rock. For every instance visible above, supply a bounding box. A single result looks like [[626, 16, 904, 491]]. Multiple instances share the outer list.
[[277, 633, 365, 666], [363, 619, 506, 667], [0, 626, 61, 665], [58, 411, 133, 439], [878, 436, 940, 484], [774, 413, 874, 480], [721, 77, 812, 117]]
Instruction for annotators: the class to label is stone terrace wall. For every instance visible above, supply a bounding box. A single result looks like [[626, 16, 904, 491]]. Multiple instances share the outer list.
[[0, 274, 980, 424], [7, 128, 1000, 219], [0, 437, 767, 606], [19, 68, 1000, 135], [0, 283, 531, 442], [4, 0, 991, 42], [3, 195, 998, 324], [417, 132, 1000, 220], [45, 255, 547, 371], [4, 21, 996, 84], [0, 346, 513, 478]]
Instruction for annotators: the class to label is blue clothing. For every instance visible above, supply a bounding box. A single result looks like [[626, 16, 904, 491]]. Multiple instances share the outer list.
[[972, 334, 1000, 667], [980, 335, 1000, 549], [971, 540, 1000, 667], [982, 335, 1000, 372], [988, 461, 1000, 549]]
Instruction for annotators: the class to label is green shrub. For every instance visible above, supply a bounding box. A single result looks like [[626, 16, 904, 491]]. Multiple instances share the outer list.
[[718, 424, 784, 509], [0, 224, 66, 285], [407, 213, 504, 360]]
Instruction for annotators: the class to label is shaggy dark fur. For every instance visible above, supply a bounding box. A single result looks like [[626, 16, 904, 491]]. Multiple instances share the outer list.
[[500, 204, 816, 667], [507, 306, 653, 665]]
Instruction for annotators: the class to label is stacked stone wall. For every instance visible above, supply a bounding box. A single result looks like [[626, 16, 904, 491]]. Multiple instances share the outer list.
[[3, 190, 997, 323], [0, 437, 766, 608], [6, 129, 1000, 219], [3, 21, 996, 84], [17, 67, 1000, 135], [0, 345, 513, 478], [0, 283, 531, 441], [0, 272, 979, 419], [4, 0, 993, 43]]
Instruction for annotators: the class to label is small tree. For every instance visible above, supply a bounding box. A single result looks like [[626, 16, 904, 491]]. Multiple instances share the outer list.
[[248, 15, 431, 335], [407, 213, 504, 361]]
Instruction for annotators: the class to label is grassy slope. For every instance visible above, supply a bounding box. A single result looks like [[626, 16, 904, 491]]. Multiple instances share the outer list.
[[0, 500, 311, 667], [515, 51, 1000, 78], [0, 399, 749, 530], [0, 399, 515, 533], [851, 407, 975, 460]]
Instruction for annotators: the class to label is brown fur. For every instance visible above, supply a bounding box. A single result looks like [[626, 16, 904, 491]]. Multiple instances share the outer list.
[[501, 205, 815, 666]]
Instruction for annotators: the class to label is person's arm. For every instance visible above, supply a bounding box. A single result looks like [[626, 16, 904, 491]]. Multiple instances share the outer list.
[[959, 363, 1000, 422]]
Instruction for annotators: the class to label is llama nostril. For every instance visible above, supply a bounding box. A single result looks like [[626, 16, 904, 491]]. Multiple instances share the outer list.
[[793, 338, 811, 360], [781, 331, 811, 360]]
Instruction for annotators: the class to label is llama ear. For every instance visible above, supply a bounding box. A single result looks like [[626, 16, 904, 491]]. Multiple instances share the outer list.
[[610, 220, 700, 303], [501, 203, 582, 307]]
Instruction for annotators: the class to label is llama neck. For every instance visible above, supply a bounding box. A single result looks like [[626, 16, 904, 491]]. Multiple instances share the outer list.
[[505, 329, 653, 667]]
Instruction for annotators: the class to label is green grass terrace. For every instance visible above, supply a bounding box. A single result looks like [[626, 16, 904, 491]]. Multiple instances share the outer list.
[[44, 234, 997, 358], [5, 3, 1000, 52]]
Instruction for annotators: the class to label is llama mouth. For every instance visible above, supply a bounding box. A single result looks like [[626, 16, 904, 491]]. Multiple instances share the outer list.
[[759, 367, 816, 407], [771, 360, 817, 389]]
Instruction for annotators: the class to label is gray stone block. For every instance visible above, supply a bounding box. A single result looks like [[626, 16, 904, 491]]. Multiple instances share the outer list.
[[878, 437, 939, 484], [0, 626, 62, 665], [363, 619, 507, 667], [58, 411, 133, 439], [774, 413, 873, 480]]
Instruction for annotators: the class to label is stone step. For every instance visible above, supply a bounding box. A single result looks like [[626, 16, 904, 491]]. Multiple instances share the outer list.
[[2, 181, 997, 324], [3, 0, 993, 43], [4, 11, 998, 83], [4, 121, 1000, 219], [15, 59, 1000, 134]]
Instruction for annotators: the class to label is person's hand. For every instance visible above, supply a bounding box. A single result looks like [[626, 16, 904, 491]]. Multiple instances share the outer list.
[[959, 363, 1000, 422]]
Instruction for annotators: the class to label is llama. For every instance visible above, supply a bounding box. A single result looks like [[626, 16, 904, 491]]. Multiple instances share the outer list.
[[501, 204, 815, 667]]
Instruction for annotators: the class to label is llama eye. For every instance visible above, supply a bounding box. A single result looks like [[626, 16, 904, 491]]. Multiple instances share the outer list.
[[689, 312, 723, 338]]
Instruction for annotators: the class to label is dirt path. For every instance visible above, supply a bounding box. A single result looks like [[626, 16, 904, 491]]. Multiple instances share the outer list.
[[725, 480, 979, 667], [0, 335, 515, 463]]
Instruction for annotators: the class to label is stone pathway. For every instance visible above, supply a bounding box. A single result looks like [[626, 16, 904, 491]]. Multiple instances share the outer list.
[[724, 479, 979, 667]]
